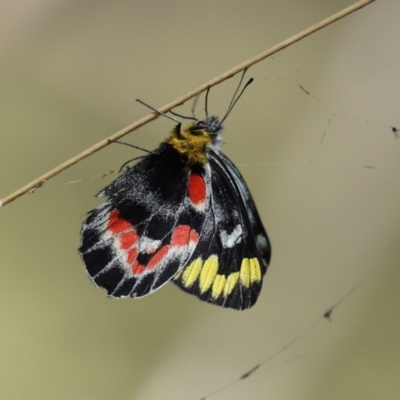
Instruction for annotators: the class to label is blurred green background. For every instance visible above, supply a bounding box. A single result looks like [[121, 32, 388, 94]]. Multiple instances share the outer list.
[[1, 1, 399, 399]]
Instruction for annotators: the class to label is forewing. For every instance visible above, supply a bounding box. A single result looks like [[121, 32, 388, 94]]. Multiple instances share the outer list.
[[174, 149, 270, 310], [79, 144, 208, 298]]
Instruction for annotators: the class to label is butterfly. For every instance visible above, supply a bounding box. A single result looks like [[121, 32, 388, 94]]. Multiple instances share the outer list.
[[79, 76, 271, 310]]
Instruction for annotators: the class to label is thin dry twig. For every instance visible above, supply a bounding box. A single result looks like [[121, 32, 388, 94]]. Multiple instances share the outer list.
[[0, 0, 374, 207]]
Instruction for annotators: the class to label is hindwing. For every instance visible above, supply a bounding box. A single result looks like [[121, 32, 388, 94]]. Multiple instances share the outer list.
[[173, 148, 271, 310]]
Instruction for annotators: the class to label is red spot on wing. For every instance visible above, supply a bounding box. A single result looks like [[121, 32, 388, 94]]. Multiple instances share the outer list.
[[107, 209, 139, 250], [107, 209, 141, 272], [141, 226, 199, 272], [188, 173, 206, 206], [127, 248, 139, 265], [171, 225, 191, 246], [147, 246, 170, 270], [120, 231, 138, 250], [107, 209, 131, 234], [171, 225, 199, 247], [132, 262, 145, 275], [190, 229, 199, 244]]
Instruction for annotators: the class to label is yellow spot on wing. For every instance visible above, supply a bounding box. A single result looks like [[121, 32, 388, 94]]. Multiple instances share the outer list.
[[250, 258, 261, 282], [240, 258, 251, 287], [212, 274, 226, 299], [239, 258, 261, 288], [199, 255, 218, 293], [181, 257, 202, 287], [177, 256, 261, 300], [223, 272, 239, 296]]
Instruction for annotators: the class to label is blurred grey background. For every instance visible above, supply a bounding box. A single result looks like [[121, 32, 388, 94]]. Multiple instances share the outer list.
[[1, 1, 399, 399]]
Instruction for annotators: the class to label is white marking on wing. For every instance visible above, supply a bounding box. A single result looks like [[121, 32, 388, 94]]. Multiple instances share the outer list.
[[220, 224, 243, 249]]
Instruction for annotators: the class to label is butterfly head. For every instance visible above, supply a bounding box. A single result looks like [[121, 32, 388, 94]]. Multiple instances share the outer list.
[[165, 73, 253, 165], [167, 116, 223, 165]]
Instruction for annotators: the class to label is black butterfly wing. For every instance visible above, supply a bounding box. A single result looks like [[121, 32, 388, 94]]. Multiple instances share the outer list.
[[173, 148, 271, 310], [79, 144, 208, 298], [212, 149, 271, 266]]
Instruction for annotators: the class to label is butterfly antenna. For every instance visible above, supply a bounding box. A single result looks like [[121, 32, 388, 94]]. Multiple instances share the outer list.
[[118, 156, 146, 172], [226, 70, 247, 112], [204, 86, 211, 120], [161, 95, 201, 122], [169, 109, 197, 121], [220, 71, 253, 124], [110, 139, 154, 154], [136, 99, 181, 124], [191, 94, 201, 120]]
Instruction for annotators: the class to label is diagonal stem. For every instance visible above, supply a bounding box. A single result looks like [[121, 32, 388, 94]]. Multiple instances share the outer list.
[[0, 0, 375, 207]]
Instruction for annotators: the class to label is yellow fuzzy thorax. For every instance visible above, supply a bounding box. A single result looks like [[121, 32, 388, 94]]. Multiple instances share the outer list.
[[166, 122, 213, 165]]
